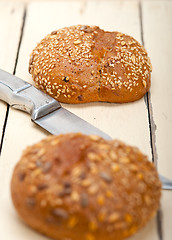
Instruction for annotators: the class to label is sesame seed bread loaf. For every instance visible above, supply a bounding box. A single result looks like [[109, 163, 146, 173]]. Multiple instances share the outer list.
[[29, 25, 152, 104], [11, 133, 161, 240]]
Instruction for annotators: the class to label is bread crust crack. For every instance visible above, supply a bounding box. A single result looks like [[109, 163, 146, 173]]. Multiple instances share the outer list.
[[29, 25, 152, 104]]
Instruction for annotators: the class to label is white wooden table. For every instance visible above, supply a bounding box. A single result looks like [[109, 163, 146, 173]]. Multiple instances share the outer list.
[[0, 0, 172, 239]]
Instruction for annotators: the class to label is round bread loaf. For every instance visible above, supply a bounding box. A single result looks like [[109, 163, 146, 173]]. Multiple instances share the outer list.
[[29, 25, 152, 104], [11, 133, 161, 240]]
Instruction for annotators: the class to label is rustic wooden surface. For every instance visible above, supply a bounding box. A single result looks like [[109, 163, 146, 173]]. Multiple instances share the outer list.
[[142, 1, 172, 239], [0, 0, 171, 240]]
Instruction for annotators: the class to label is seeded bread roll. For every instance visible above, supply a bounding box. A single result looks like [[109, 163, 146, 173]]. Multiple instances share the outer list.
[[29, 25, 152, 103], [11, 133, 161, 240]]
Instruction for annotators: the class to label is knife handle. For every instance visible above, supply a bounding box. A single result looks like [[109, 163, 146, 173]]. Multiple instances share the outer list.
[[0, 69, 61, 120]]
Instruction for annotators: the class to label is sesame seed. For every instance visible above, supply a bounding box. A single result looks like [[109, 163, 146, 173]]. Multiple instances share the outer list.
[[108, 213, 120, 223], [142, 80, 147, 88]]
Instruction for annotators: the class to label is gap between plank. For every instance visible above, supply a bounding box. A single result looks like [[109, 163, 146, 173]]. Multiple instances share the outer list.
[[0, 7, 27, 156], [139, 1, 157, 166], [0, 105, 9, 155], [139, 2, 163, 240]]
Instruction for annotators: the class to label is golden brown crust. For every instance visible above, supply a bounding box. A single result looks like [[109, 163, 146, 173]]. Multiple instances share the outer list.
[[11, 133, 161, 240], [29, 25, 152, 103]]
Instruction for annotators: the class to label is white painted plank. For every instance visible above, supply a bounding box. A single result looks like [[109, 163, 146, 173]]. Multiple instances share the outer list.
[[161, 191, 172, 240], [0, 1, 158, 240], [142, 0, 172, 180], [142, 1, 172, 240], [0, 1, 25, 146], [0, 102, 6, 142]]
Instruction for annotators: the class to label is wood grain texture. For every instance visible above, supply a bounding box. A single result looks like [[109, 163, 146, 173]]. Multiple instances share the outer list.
[[0, 1, 28, 239], [142, 1, 172, 240], [0, 1, 24, 72], [0, 1, 25, 151], [0, 1, 165, 240], [142, 0, 172, 182]]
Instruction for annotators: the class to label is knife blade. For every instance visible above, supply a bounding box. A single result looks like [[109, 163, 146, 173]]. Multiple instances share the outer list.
[[0, 69, 172, 190], [0, 69, 111, 139]]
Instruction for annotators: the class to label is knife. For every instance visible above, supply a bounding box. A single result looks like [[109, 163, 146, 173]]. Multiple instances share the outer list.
[[0, 69, 172, 190], [0, 69, 111, 140]]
